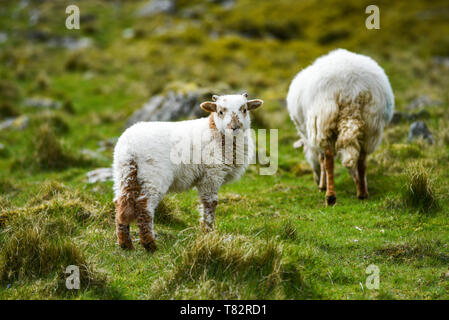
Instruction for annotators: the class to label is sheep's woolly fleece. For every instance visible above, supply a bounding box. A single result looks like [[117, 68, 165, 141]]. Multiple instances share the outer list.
[[287, 48, 394, 170]]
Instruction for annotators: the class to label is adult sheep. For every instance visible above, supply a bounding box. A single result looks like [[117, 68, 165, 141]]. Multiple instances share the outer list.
[[287, 49, 394, 206], [113, 93, 263, 250]]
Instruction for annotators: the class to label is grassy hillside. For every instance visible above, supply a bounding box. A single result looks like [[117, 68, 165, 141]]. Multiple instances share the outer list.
[[0, 0, 449, 299]]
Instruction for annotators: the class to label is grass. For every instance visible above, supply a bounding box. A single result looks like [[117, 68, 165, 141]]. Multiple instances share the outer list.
[[0, 0, 449, 299]]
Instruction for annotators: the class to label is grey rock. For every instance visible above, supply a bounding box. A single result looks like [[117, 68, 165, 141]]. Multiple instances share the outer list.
[[86, 167, 113, 184], [81, 149, 109, 161], [433, 56, 449, 68], [0, 116, 29, 131], [407, 95, 442, 110], [48, 37, 92, 50], [0, 32, 8, 44], [98, 138, 118, 151], [24, 97, 62, 109], [136, 0, 175, 17], [126, 90, 209, 128], [209, 0, 235, 9], [408, 121, 434, 144]]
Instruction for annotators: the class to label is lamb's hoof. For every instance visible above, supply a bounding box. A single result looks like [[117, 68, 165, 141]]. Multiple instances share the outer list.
[[142, 241, 157, 252], [326, 195, 336, 206], [319, 186, 326, 192], [358, 194, 369, 200], [119, 241, 134, 250]]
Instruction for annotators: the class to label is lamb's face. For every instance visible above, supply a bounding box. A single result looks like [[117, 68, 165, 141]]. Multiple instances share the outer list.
[[200, 93, 263, 136]]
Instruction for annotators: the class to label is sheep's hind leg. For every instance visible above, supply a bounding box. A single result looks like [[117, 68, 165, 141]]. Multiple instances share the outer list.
[[357, 150, 368, 199], [324, 146, 336, 206], [136, 192, 160, 252], [318, 152, 327, 192]]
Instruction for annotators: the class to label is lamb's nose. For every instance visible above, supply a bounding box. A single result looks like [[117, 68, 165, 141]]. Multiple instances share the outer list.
[[232, 125, 240, 131]]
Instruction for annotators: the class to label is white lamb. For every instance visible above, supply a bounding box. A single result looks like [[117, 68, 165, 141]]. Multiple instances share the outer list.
[[286, 49, 394, 206], [113, 93, 263, 250]]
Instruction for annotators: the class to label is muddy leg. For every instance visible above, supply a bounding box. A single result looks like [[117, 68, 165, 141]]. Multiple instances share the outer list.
[[324, 146, 336, 206], [115, 200, 135, 250], [136, 193, 158, 252], [357, 151, 369, 199], [199, 193, 218, 232], [319, 152, 327, 192]]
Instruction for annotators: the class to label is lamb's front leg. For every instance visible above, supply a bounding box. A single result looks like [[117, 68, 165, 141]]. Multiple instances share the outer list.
[[199, 192, 218, 232]]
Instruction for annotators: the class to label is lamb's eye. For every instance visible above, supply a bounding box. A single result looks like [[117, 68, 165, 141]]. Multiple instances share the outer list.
[[219, 110, 224, 116], [243, 109, 247, 114]]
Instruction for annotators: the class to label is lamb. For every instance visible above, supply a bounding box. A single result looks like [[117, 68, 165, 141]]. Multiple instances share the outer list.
[[286, 49, 394, 206], [112, 92, 263, 250]]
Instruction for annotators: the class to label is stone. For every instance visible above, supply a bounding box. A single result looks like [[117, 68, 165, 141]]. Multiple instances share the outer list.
[[0, 116, 29, 131], [407, 95, 442, 110], [136, 0, 175, 17], [125, 90, 209, 128], [24, 97, 62, 109], [86, 168, 113, 184], [408, 121, 434, 144]]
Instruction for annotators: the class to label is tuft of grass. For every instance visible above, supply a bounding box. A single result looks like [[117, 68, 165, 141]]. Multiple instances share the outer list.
[[281, 220, 297, 241], [151, 232, 306, 299], [12, 124, 93, 171], [401, 162, 439, 213]]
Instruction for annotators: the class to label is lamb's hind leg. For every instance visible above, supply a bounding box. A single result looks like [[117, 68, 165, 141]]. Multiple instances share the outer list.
[[115, 160, 140, 250], [136, 191, 160, 252]]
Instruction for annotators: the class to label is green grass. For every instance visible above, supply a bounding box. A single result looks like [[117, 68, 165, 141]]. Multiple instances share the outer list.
[[1, 0, 449, 299]]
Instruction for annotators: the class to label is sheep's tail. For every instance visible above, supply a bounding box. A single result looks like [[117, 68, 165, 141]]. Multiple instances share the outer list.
[[335, 91, 370, 169]]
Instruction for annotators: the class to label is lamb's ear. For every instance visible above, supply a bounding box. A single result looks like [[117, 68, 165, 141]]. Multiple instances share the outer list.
[[200, 101, 217, 113], [247, 99, 263, 110]]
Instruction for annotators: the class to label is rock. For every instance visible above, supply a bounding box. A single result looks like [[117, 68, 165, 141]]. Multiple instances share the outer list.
[[97, 138, 118, 151], [136, 0, 175, 17], [209, 0, 235, 9], [81, 149, 109, 162], [86, 168, 113, 184], [29, 9, 40, 26], [0, 32, 7, 44], [122, 28, 135, 39], [408, 121, 434, 144], [407, 95, 442, 110], [0, 116, 29, 131], [24, 97, 62, 109], [433, 56, 449, 69], [48, 37, 92, 50], [125, 90, 210, 128]]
